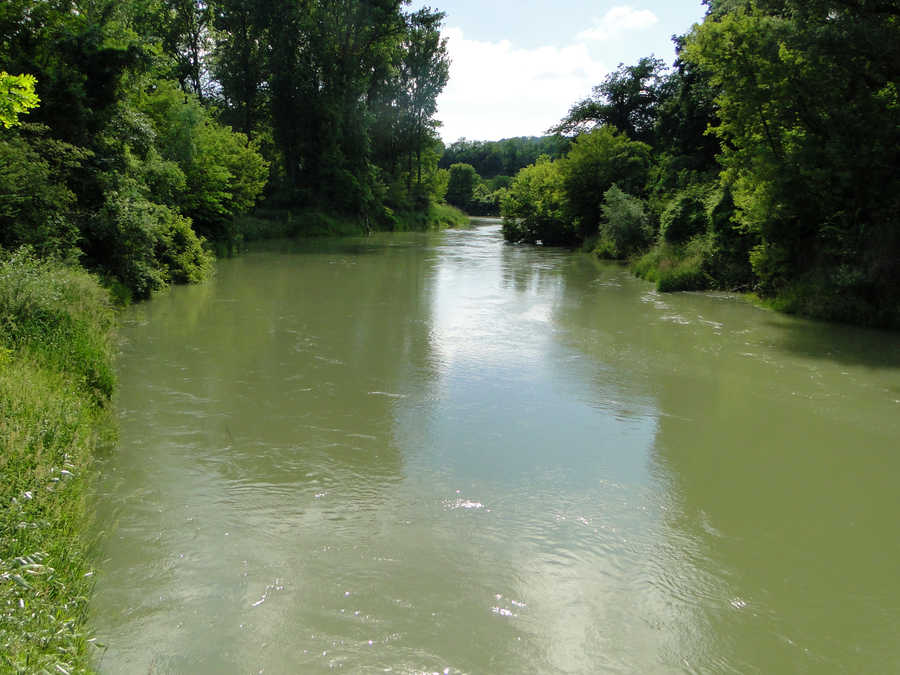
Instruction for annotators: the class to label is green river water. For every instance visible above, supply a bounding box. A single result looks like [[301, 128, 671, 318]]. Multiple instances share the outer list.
[[90, 220, 900, 674]]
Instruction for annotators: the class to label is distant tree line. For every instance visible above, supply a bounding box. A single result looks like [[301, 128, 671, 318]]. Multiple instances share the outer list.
[[501, 0, 900, 328], [439, 136, 570, 178], [0, 0, 452, 300]]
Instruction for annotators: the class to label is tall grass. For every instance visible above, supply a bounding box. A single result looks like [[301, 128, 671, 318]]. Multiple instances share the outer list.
[[0, 248, 116, 673]]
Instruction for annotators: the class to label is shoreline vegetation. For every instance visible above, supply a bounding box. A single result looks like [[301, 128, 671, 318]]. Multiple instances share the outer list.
[[499, 2, 899, 330], [0, 250, 115, 673]]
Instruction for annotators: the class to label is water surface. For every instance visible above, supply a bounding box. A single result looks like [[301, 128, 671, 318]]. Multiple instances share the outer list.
[[91, 221, 900, 673]]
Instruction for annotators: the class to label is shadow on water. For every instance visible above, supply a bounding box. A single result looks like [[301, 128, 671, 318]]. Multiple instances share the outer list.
[[763, 315, 900, 370]]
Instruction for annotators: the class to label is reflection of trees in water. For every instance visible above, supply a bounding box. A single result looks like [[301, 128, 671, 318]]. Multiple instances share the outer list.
[[499, 242, 572, 296]]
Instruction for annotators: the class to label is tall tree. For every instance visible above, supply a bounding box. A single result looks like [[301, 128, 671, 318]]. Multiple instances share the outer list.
[[550, 56, 668, 144], [686, 0, 900, 324], [398, 7, 449, 193], [211, 0, 268, 136]]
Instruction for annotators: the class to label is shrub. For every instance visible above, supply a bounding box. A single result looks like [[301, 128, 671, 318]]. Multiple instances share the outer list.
[[0, 133, 80, 258], [85, 180, 213, 299], [445, 163, 479, 210], [632, 236, 713, 292], [660, 187, 708, 244], [500, 156, 573, 245], [596, 184, 653, 258]]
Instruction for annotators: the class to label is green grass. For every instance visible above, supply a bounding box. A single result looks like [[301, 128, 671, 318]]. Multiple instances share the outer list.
[[0, 248, 116, 674]]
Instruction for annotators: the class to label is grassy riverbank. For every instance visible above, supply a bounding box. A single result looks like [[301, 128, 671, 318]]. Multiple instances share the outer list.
[[0, 249, 115, 673]]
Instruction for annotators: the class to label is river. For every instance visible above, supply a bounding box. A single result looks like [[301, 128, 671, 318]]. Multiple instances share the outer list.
[[90, 220, 900, 673]]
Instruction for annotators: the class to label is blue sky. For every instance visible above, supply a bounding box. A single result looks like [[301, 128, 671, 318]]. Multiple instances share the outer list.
[[408, 1, 707, 142]]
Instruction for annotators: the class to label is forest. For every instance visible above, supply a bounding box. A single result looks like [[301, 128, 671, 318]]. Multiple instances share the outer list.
[[1, 0, 456, 302], [501, 0, 900, 329]]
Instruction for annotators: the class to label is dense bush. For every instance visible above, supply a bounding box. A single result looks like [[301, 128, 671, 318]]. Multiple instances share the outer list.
[[501, 157, 573, 245], [632, 237, 712, 292], [0, 131, 81, 258], [445, 163, 479, 210], [596, 185, 654, 259], [559, 127, 652, 239], [86, 181, 213, 300], [660, 186, 708, 244]]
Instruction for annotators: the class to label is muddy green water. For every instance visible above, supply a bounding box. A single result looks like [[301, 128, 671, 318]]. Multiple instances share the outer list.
[[91, 221, 900, 674]]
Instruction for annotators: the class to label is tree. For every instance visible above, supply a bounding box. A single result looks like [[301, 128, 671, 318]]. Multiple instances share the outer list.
[[445, 163, 479, 210], [500, 156, 570, 245], [211, 0, 268, 136], [137, 80, 268, 242], [597, 185, 653, 258], [398, 8, 450, 192], [551, 57, 668, 143], [558, 127, 652, 239]]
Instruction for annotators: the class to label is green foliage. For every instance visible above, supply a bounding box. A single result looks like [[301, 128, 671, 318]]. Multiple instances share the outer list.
[[431, 168, 450, 203], [0, 249, 116, 673], [596, 185, 653, 259], [138, 81, 269, 241], [684, 0, 900, 326], [559, 127, 652, 239], [394, 202, 469, 231], [704, 185, 756, 289], [0, 248, 115, 402], [0, 131, 80, 258], [87, 179, 213, 299], [445, 163, 480, 210], [501, 156, 572, 245], [0, 72, 39, 128], [660, 186, 708, 244], [551, 57, 668, 143], [439, 136, 571, 178], [485, 175, 513, 192]]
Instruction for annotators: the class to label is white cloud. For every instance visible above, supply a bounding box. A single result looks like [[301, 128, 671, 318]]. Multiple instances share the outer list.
[[576, 6, 659, 42], [436, 27, 608, 142]]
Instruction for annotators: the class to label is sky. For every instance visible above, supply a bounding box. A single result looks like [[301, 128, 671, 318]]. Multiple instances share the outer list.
[[408, 0, 708, 142]]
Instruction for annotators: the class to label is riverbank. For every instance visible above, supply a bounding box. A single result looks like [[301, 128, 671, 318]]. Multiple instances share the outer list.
[[0, 249, 116, 673], [230, 203, 468, 249]]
